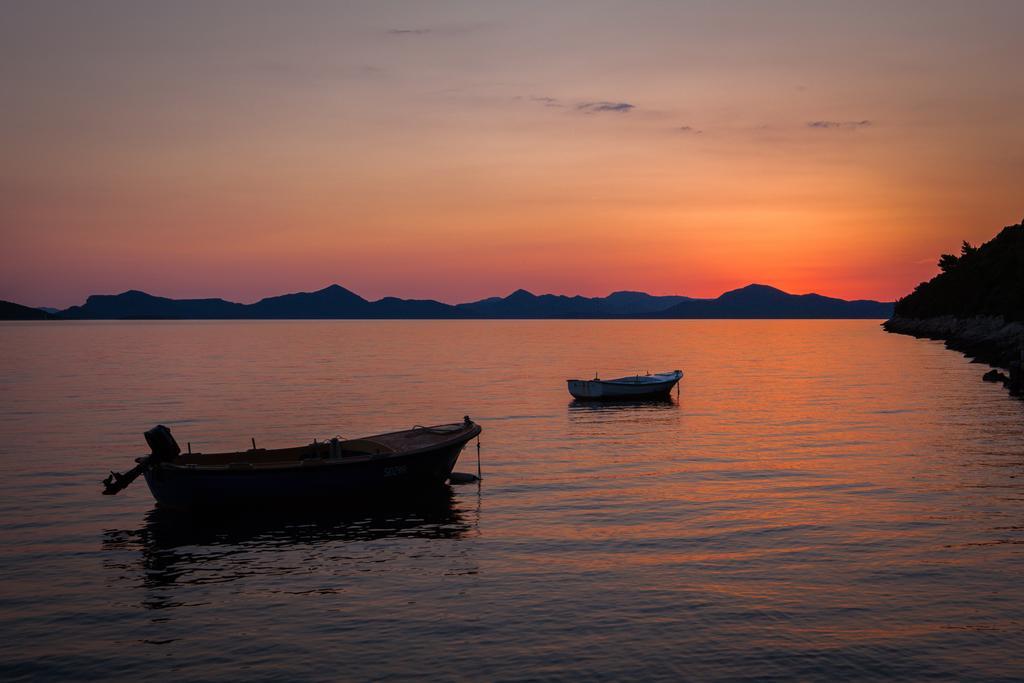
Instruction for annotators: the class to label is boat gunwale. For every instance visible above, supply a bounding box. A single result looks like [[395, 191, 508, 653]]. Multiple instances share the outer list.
[[153, 422, 481, 474], [566, 370, 683, 387]]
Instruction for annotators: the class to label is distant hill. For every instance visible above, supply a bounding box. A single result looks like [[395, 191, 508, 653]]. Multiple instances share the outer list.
[[246, 284, 460, 319], [61, 291, 247, 319], [14, 283, 893, 319], [59, 285, 463, 320], [0, 300, 56, 320], [654, 284, 893, 319], [892, 219, 1024, 321], [456, 289, 692, 317]]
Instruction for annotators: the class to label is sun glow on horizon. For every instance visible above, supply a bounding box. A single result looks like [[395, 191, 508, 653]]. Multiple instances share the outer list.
[[2, 2, 1022, 308]]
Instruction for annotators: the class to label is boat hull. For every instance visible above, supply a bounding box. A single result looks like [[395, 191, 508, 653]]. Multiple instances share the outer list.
[[142, 430, 477, 509], [567, 371, 683, 400]]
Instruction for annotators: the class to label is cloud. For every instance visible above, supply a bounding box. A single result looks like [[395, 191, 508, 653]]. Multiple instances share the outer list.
[[678, 125, 703, 134], [530, 96, 563, 108], [387, 23, 489, 37], [806, 120, 872, 129], [577, 101, 635, 113]]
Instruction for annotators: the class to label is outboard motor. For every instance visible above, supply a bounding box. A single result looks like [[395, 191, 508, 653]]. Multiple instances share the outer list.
[[103, 424, 181, 496], [144, 424, 181, 464]]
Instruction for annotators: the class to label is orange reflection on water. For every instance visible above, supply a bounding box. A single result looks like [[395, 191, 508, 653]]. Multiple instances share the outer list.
[[0, 319, 1022, 679]]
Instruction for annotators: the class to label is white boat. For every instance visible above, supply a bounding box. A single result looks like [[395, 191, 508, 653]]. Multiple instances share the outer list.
[[566, 370, 683, 400]]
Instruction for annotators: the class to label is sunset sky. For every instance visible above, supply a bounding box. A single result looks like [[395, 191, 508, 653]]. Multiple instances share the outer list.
[[2, 1, 1022, 308]]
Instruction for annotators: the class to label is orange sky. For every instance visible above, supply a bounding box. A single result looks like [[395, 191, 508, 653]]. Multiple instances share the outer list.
[[2, 1, 1022, 308]]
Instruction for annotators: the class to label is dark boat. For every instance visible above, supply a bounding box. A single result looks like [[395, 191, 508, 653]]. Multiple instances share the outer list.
[[102, 417, 482, 509]]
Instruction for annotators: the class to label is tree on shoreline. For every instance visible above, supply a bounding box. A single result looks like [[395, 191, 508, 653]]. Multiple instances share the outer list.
[[896, 219, 1024, 321]]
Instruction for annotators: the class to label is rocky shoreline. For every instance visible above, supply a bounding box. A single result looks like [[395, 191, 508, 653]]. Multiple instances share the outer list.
[[883, 315, 1024, 393]]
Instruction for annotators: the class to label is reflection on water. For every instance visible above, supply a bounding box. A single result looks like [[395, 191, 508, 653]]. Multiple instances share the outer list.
[[568, 396, 678, 412], [2, 320, 1024, 681], [102, 486, 474, 592]]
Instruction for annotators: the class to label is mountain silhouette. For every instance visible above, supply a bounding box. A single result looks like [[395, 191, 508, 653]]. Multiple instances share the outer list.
[[60, 285, 461, 319], [655, 284, 893, 318], [47, 283, 892, 319], [457, 289, 691, 317], [244, 285, 461, 318], [61, 291, 246, 319], [1, 299, 57, 320], [247, 284, 371, 318]]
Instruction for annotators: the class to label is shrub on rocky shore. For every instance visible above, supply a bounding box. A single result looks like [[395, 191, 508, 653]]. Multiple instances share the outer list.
[[894, 219, 1024, 322], [884, 217, 1024, 393]]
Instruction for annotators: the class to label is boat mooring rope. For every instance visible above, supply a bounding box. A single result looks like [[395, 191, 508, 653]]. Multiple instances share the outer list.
[[452, 435, 482, 485]]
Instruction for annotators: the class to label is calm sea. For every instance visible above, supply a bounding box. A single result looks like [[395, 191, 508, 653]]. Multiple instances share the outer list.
[[0, 320, 1022, 681]]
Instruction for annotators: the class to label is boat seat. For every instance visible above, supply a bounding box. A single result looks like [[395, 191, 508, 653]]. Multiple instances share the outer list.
[[337, 439, 394, 456], [176, 445, 312, 467], [173, 438, 396, 467]]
